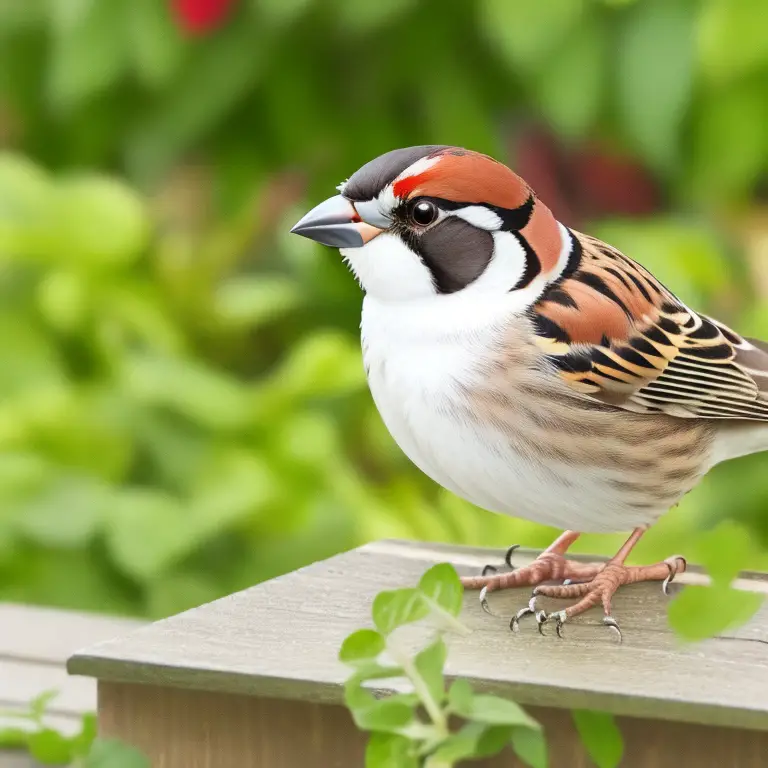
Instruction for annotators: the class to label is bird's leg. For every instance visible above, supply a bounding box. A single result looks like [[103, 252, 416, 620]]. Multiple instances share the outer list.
[[533, 526, 687, 642], [461, 531, 605, 615]]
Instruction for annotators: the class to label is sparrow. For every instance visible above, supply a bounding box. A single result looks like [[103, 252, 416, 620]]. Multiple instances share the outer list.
[[291, 145, 768, 640]]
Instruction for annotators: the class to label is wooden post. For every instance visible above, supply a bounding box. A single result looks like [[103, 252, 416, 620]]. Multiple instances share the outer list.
[[68, 540, 768, 768]]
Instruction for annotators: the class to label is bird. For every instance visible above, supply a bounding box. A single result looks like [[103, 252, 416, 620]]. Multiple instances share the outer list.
[[290, 145, 768, 640]]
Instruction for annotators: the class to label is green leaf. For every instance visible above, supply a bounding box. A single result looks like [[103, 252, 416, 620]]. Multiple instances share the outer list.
[[84, 738, 150, 768], [418, 563, 463, 619], [188, 447, 277, 532], [15, 476, 110, 548], [123, 354, 251, 430], [533, 12, 605, 140], [345, 664, 405, 685], [126, 22, 267, 179], [214, 276, 302, 329], [104, 488, 189, 581], [0, 154, 53, 257], [28, 728, 73, 765], [129, 0, 185, 89], [372, 588, 428, 636], [511, 726, 549, 768], [333, 0, 416, 34], [70, 713, 98, 757], [572, 710, 623, 768], [145, 572, 222, 619], [339, 629, 386, 667], [480, 0, 585, 72], [344, 683, 415, 733], [452, 692, 540, 729], [365, 732, 418, 768], [687, 81, 768, 202], [29, 690, 59, 720], [616, 0, 694, 172], [0, 726, 29, 749], [694, 520, 759, 586], [47, 175, 149, 267], [413, 638, 446, 705], [37, 270, 88, 332], [271, 331, 366, 400], [431, 722, 512, 762], [255, 0, 315, 28], [48, 0, 131, 110], [668, 585, 764, 641], [448, 679, 474, 713], [698, 0, 768, 84]]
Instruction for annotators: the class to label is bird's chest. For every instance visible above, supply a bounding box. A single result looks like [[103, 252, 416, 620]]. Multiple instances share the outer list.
[[361, 298, 541, 515]]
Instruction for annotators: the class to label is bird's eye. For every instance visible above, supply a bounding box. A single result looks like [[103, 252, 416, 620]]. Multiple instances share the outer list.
[[409, 200, 438, 227]]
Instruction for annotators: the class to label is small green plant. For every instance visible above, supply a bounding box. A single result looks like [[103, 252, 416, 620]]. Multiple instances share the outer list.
[[0, 690, 148, 767], [339, 563, 548, 767]]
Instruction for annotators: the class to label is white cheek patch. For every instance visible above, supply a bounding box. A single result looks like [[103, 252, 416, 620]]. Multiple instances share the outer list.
[[341, 232, 437, 301], [460, 231, 547, 312], [451, 206, 503, 230]]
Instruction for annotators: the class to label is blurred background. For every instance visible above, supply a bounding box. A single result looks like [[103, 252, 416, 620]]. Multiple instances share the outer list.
[[0, 0, 766, 620]]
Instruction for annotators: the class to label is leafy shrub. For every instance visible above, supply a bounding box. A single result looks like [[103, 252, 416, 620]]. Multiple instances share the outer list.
[[0, 0, 767, 619]]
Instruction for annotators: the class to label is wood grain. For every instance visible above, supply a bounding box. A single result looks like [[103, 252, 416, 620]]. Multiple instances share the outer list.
[[98, 682, 768, 768], [69, 540, 768, 731]]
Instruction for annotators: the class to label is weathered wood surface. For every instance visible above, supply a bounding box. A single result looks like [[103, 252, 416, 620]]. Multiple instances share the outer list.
[[0, 603, 144, 767], [69, 539, 768, 732]]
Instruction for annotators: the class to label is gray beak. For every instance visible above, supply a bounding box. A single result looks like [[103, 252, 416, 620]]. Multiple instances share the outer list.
[[290, 194, 382, 248]]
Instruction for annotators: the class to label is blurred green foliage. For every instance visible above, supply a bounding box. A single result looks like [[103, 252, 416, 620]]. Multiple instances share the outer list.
[[0, 0, 767, 619]]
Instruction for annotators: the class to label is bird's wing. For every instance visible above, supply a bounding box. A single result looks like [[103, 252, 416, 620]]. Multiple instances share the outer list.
[[530, 232, 768, 422]]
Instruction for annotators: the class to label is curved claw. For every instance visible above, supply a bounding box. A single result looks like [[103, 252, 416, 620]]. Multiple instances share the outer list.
[[480, 543, 519, 578], [504, 544, 520, 569], [603, 615, 622, 643], [550, 610, 567, 639], [662, 555, 687, 596], [479, 586, 492, 615], [536, 610, 549, 636], [510, 595, 537, 633]]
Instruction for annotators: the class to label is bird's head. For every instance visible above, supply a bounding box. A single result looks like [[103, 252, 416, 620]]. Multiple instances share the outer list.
[[291, 145, 577, 304]]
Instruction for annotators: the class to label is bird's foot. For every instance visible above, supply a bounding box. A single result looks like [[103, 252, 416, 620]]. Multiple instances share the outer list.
[[518, 555, 686, 642], [461, 551, 605, 616]]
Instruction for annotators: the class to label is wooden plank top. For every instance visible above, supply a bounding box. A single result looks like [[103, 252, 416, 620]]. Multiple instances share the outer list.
[[68, 541, 768, 731]]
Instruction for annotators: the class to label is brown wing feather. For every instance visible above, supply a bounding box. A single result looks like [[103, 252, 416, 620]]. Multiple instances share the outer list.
[[531, 233, 768, 422]]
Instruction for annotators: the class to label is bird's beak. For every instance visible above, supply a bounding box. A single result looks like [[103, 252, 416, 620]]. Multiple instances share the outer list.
[[290, 194, 382, 248]]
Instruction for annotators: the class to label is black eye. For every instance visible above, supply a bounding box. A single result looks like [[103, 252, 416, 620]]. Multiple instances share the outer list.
[[409, 200, 438, 226]]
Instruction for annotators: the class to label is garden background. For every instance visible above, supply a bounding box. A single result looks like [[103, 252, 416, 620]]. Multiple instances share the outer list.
[[0, 0, 767, 623]]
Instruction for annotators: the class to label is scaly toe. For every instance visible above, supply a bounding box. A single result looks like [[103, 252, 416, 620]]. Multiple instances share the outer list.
[[603, 615, 622, 643], [536, 610, 549, 635]]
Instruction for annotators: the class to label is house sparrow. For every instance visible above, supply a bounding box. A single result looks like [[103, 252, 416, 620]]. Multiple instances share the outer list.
[[291, 146, 768, 640]]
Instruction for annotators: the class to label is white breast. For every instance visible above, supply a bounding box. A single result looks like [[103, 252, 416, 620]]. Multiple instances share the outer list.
[[361, 294, 663, 533]]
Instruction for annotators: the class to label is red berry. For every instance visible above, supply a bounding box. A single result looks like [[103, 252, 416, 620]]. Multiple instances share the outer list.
[[172, 0, 237, 35]]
